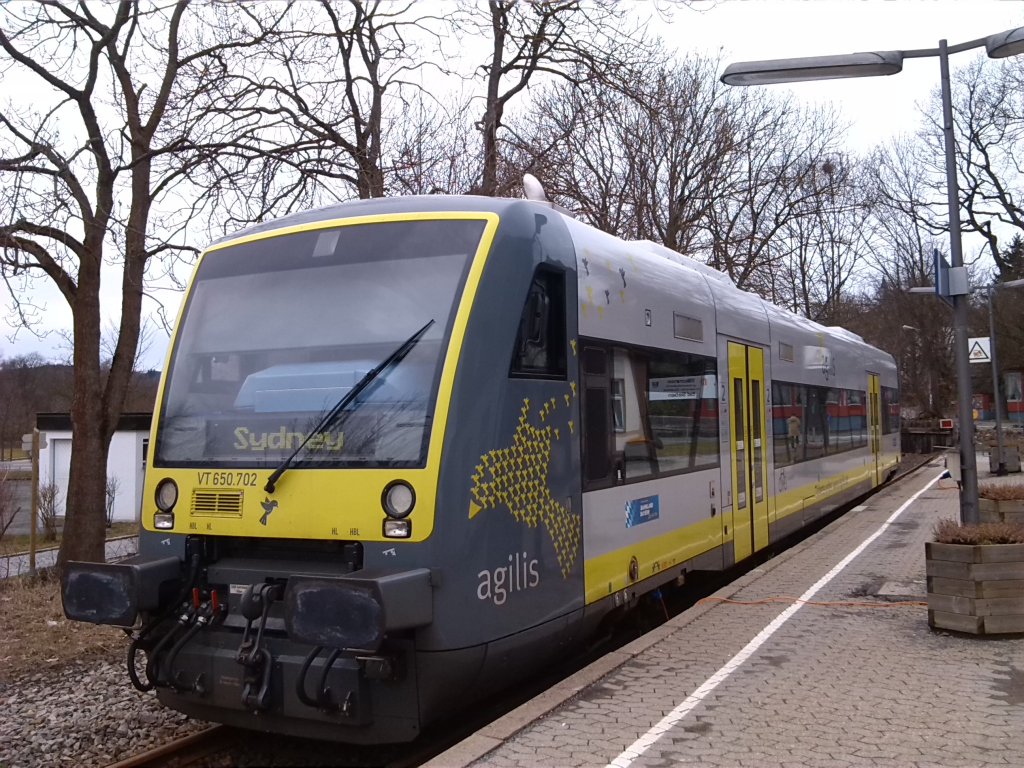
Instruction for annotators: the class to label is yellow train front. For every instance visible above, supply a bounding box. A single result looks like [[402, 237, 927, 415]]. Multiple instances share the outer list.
[[61, 194, 899, 743]]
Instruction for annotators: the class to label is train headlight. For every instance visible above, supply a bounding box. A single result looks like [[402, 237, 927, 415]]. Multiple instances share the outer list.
[[155, 479, 178, 512], [383, 519, 412, 538], [381, 481, 415, 519], [153, 512, 175, 530]]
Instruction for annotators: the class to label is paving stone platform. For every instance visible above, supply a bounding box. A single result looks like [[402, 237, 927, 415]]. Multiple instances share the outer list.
[[429, 457, 1024, 767]]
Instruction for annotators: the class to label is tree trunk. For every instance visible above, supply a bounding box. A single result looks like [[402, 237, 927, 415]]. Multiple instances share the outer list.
[[57, 262, 108, 568], [478, 1, 506, 197], [58, 411, 110, 567]]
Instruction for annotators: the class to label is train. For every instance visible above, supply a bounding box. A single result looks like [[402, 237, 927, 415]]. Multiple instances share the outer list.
[[62, 188, 899, 744]]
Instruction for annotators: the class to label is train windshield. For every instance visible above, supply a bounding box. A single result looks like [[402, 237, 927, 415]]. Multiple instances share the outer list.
[[155, 218, 485, 469]]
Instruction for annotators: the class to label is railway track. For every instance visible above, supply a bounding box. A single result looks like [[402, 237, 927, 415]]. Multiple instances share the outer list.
[[107, 724, 436, 768], [106, 455, 940, 767], [107, 725, 233, 768]]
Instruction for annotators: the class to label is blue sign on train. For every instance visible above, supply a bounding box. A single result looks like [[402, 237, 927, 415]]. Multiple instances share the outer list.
[[625, 495, 660, 528]]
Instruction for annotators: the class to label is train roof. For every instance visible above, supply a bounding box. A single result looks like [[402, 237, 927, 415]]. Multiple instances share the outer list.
[[209, 195, 556, 247], [208, 193, 893, 373]]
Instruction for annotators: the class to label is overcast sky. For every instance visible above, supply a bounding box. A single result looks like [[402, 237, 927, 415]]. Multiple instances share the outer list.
[[2, 0, 1023, 369], [668, 0, 1024, 147]]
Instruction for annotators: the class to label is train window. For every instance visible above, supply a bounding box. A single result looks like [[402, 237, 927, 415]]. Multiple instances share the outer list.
[[848, 390, 867, 448], [772, 381, 802, 467], [828, 388, 844, 452], [510, 267, 566, 379], [881, 387, 900, 434], [773, 382, 872, 466], [611, 379, 626, 432], [581, 341, 719, 491], [830, 388, 865, 452], [803, 387, 830, 460], [733, 378, 747, 510], [582, 346, 607, 375], [613, 348, 656, 481], [868, 388, 878, 453], [155, 218, 485, 470], [583, 384, 612, 484], [751, 379, 764, 503], [583, 347, 612, 485], [648, 352, 719, 474]]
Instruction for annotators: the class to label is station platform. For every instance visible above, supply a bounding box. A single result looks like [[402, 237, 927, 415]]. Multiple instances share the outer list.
[[428, 457, 1024, 767]]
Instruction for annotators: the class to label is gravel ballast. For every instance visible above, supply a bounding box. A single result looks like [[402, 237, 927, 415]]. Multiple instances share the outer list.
[[0, 653, 210, 767]]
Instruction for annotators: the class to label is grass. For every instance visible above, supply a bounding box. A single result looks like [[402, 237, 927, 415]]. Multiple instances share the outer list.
[[0, 570, 127, 682], [0, 522, 137, 557], [932, 518, 1024, 545], [979, 484, 1024, 501], [0, 521, 139, 680]]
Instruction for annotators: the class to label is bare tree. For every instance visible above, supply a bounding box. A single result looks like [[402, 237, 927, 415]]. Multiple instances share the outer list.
[[0, 354, 65, 460], [0, 467, 20, 545], [0, 2, 283, 566], [507, 73, 641, 232], [858, 138, 967, 415], [764, 155, 875, 323], [459, 0, 653, 196], [201, 0, 450, 215], [105, 475, 120, 528], [512, 48, 863, 322], [388, 92, 482, 196], [38, 481, 61, 543], [931, 56, 1024, 277], [861, 139, 948, 290], [986, 235, 1024, 379], [511, 54, 737, 247], [701, 94, 847, 291]]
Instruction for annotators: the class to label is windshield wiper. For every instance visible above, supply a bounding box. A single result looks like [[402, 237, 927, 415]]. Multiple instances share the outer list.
[[263, 318, 435, 493]]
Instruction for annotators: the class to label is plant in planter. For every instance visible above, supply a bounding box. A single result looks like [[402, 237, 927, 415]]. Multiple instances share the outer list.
[[926, 518, 1024, 635], [978, 483, 1024, 525]]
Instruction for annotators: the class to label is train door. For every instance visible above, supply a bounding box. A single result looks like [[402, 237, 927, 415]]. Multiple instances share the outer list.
[[868, 373, 882, 484], [727, 342, 770, 563]]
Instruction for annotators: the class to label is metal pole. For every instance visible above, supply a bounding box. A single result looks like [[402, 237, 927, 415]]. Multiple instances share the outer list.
[[29, 428, 38, 576], [940, 40, 980, 524], [989, 285, 1007, 475]]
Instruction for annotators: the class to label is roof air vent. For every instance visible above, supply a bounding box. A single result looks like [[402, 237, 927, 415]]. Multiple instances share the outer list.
[[523, 173, 548, 202]]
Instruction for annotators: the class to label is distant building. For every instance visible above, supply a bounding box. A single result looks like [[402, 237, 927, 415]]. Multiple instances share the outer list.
[[1006, 370, 1023, 423], [972, 369, 1024, 423], [35, 412, 152, 522]]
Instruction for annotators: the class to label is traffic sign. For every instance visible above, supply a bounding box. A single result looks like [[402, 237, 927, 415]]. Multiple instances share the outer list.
[[968, 337, 991, 364], [20, 431, 47, 451]]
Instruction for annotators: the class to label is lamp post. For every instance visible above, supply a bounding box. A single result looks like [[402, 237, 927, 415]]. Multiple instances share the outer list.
[[985, 278, 1024, 475], [722, 27, 1024, 525]]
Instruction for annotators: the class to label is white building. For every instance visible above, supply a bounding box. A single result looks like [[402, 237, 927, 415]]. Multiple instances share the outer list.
[[36, 412, 152, 523]]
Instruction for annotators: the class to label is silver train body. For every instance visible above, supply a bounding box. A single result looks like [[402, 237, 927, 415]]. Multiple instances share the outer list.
[[62, 195, 899, 743]]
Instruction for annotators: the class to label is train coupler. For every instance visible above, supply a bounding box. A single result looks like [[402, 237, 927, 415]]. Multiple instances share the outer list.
[[235, 582, 283, 712], [240, 647, 274, 711]]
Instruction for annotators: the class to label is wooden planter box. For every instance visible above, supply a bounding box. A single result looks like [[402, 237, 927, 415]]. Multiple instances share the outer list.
[[979, 497, 1024, 525], [926, 542, 1024, 635]]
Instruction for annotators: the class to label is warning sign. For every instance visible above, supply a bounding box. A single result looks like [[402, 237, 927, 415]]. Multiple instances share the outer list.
[[968, 337, 991, 364]]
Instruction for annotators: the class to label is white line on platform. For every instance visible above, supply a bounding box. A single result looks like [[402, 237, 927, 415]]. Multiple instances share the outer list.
[[606, 471, 944, 768]]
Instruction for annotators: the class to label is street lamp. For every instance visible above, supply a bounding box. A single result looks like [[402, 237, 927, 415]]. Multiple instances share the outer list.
[[984, 278, 1024, 475], [722, 27, 1024, 525]]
